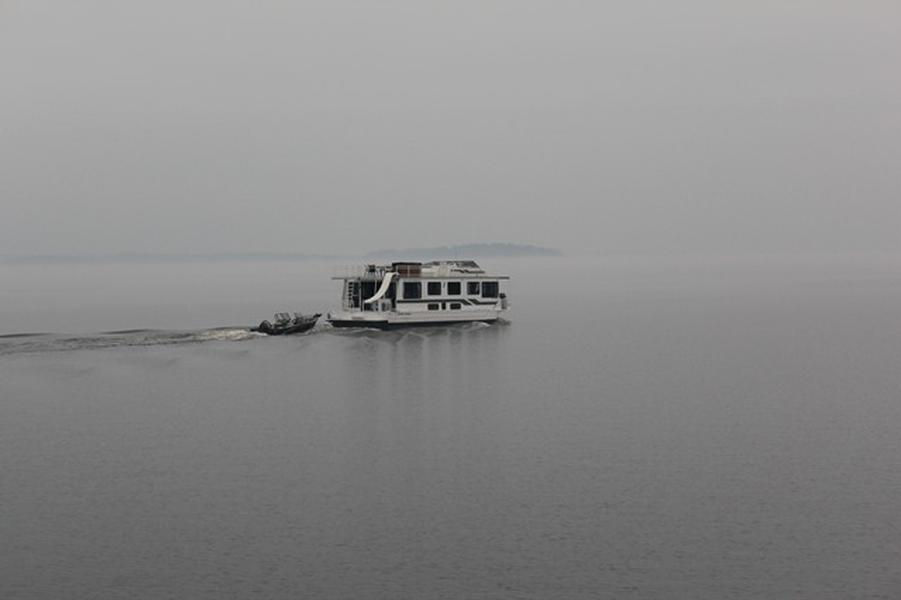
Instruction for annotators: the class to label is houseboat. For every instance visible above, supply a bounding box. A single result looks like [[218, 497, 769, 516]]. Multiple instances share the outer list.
[[327, 260, 509, 329]]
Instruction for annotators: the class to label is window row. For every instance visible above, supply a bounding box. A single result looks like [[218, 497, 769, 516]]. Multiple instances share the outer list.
[[427, 281, 461, 296], [428, 303, 462, 311], [403, 280, 499, 300]]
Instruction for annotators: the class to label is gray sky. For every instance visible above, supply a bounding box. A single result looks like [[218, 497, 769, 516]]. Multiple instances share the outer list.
[[2, 1, 899, 256]]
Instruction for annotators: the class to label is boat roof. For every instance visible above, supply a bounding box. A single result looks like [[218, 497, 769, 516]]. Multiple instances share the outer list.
[[423, 260, 482, 270], [332, 260, 510, 280]]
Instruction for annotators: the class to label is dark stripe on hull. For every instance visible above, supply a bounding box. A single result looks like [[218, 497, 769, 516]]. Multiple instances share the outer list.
[[328, 318, 498, 330], [396, 298, 499, 305]]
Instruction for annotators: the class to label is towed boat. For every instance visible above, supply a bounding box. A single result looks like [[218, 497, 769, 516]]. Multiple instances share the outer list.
[[253, 312, 320, 335]]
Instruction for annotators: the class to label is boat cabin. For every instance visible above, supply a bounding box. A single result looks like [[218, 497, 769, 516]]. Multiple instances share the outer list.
[[328, 260, 509, 328]]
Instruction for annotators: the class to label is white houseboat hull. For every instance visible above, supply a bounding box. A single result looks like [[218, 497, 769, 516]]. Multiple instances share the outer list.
[[327, 308, 503, 329]]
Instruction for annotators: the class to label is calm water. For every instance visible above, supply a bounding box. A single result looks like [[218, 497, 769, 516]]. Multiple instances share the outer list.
[[2, 257, 900, 599]]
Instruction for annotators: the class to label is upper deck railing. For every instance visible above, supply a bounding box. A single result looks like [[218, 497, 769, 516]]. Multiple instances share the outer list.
[[331, 265, 387, 280], [331, 262, 509, 280]]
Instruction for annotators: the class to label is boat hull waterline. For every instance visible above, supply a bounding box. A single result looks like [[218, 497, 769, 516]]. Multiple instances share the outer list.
[[328, 317, 499, 330]]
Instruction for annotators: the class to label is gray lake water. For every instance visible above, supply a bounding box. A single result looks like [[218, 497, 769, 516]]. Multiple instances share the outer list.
[[1, 257, 900, 599]]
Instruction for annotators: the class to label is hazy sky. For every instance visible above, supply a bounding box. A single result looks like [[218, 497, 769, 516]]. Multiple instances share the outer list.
[[2, 1, 899, 256]]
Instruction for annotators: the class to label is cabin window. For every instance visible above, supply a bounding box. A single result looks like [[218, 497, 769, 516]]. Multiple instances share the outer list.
[[403, 281, 421, 299], [482, 281, 499, 298], [428, 303, 440, 311], [427, 281, 442, 296], [467, 282, 480, 295], [450, 303, 462, 310], [447, 281, 461, 295]]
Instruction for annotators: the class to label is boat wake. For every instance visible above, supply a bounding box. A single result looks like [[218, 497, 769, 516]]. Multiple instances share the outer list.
[[0, 327, 266, 357], [0, 319, 503, 357]]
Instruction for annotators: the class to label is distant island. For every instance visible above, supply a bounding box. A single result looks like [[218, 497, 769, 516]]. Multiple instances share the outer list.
[[364, 243, 561, 260]]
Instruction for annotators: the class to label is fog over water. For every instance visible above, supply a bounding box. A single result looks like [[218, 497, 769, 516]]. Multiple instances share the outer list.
[[2, 1, 900, 256], [2, 257, 901, 598]]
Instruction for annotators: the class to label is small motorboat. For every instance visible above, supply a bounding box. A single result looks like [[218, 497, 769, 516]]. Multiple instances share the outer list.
[[253, 312, 321, 335]]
